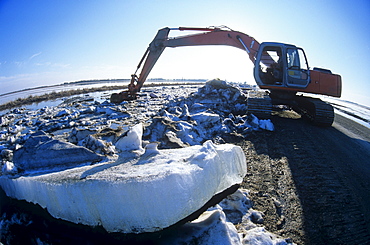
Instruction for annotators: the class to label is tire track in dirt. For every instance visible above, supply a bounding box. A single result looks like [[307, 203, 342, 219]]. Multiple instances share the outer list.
[[239, 111, 370, 244]]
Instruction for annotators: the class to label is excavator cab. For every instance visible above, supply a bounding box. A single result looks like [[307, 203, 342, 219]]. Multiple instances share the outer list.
[[254, 42, 310, 89]]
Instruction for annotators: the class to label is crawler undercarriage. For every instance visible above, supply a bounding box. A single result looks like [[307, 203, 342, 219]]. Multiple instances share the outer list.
[[247, 91, 334, 127]]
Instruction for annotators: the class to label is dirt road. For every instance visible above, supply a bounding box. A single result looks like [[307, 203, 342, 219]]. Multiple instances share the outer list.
[[239, 111, 370, 244]]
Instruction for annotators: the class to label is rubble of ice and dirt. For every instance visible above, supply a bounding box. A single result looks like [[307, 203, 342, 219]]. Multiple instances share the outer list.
[[145, 80, 274, 148], [0, 80, 294, 244]]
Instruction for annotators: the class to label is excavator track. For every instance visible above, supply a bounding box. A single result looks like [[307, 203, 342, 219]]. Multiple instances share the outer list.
[[247, 91, 272, 119], [293, 96, 334, 127]]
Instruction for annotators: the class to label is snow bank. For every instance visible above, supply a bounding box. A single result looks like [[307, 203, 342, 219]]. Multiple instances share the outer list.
[[0, 139, 247, 233]]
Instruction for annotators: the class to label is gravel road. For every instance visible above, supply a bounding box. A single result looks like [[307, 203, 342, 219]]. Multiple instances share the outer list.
[[239, 111, 370, 244]]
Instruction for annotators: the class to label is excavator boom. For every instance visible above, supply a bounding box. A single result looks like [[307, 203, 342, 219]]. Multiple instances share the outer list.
[[111, 26, 260, 102]]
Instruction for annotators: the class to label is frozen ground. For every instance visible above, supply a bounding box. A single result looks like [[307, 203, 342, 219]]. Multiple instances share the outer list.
[[0, 80, 289, 245]]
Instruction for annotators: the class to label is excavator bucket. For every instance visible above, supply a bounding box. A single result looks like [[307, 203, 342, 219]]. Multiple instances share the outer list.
[[110, 74, 140, 103], [110, 91, 132, 104]]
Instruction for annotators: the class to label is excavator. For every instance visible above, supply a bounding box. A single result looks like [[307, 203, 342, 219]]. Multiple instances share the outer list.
[[111, 26, 341, 126]]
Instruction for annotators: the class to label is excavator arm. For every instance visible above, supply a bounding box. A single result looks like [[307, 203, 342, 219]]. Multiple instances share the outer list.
[[111, 26, 261, 102]]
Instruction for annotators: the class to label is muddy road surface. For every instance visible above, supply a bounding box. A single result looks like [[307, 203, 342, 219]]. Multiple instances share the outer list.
[[239, 111, 370, 244]]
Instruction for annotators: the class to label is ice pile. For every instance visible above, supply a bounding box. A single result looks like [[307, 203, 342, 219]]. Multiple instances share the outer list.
[[161, 189, 293, 244], [0, 81, 273, 175], [0, 81, 285, 243], [145, 79, 274, 148], [0, 123, 247, 233]]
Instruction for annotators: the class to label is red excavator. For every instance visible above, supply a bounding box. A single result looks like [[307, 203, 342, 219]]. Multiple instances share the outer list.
[[111, 26, 341, 126]]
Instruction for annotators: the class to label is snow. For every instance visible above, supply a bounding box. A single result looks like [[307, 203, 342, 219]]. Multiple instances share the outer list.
[[0, 81, 300, 244]]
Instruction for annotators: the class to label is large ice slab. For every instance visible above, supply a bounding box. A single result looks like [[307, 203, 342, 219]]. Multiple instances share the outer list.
[[0, 140, 247, 233]]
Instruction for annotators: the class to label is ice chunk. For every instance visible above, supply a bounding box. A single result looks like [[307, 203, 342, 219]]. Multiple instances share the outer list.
[[250, 209, 264, 224], [163, 110, 180, 121], [191, 112, 220, 126], [242, 227, 289, 245], [82, 135, 115, 155], [250, 114, 275, 131], [143, 142, 160, 156], [169, 208, 241, 244], [12, 131, 103, 172], [2, 161, 17, 175], [69, 128, 98, 144], [0, 116, 8, 126], [55, 109, 71, 117], [115, 123, 143, 152], [0, 140, 247, 234], [250, 114, 260, 129], [219, 189, 252, 215], [164, 130, 189, 148], [189, 103, 207, 113], [206, 79, 230, 89], [259, 119, 275, 131], [1, 149, 13, 162], [8, 125, 25, 134], [176, 121, 201, 145], [149, 92, 159, 98], [180, 104, 190, 118]]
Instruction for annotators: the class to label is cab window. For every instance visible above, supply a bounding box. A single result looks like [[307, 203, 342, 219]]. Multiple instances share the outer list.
[[287, 48, 308, 70], [286, 48, 309, 87], [258, 46, 283, 85]]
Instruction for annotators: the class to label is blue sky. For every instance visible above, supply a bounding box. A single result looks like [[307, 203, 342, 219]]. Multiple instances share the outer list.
[[1, 0, 369, 106]]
